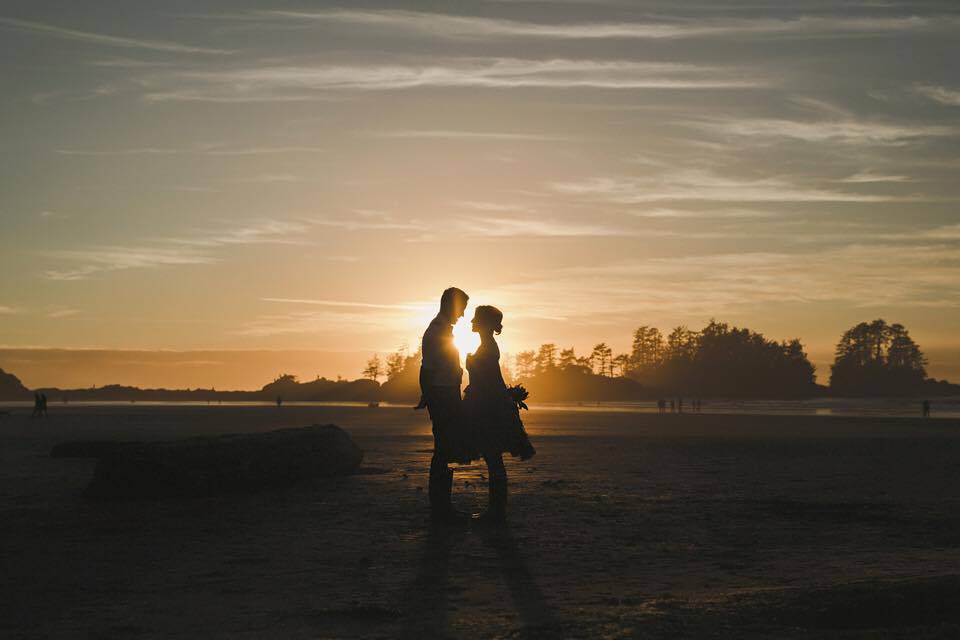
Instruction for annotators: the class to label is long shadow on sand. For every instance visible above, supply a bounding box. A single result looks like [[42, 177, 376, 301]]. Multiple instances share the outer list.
[[399, 522, 462, 638], [477, 525, 555, 630], [400, 522, 554, 638]]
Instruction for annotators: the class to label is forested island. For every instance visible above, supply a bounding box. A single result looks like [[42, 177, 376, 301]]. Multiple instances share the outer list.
[[1, 319, 956, 403]]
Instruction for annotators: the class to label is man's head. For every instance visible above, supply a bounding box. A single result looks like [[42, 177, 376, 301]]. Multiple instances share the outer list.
[[439, 287, 469, 323]]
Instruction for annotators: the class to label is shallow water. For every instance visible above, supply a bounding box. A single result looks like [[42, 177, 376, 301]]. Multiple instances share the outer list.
[[5, 395, 959, 418]]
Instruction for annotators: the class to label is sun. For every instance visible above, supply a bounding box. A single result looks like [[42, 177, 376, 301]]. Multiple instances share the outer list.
[[453, 317, 480, 359]]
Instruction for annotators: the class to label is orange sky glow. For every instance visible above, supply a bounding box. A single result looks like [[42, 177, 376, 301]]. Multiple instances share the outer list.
[[1, 2, 959, 389]]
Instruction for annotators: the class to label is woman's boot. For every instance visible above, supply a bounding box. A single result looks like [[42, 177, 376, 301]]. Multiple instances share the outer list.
[[477, 475, 507, 525]]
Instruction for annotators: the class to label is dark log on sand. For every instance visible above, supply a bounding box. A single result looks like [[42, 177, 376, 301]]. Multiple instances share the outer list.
[[76, 424, 362, 499]]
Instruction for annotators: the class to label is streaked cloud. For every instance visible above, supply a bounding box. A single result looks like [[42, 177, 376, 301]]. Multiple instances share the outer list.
[[629, 207, 777, 218], [0, 16, 232, 55], [232, 308, 410, 337], [56, 146, 325, 156], [88, 57, 176, 68], [914, 84, 960, 106], [366, 130, 572, 141], [692, 117, 958, 145], [454, 215, 632, 237], [550, 170, 918, 203], [259, 10, 959, 41], [42, 219, 312, 280], [840, 170, 911, 183], [0, 305, 20, 314], [42, 247, 218, 281], [141, 58, 765, 102], [47, 309, 80, 319], [202, 146, 326, 156], [456, 201, 536, 212], [309, 217, 425, 232], [161, 219, 311, 248], [261, 297, 423, 310]]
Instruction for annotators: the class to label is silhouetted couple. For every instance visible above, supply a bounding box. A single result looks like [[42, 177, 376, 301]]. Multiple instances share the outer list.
[[417, 287, 535, 525]]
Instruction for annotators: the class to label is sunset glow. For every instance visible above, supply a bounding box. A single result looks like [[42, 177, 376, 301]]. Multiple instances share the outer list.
[[1, 2, 959, 389]]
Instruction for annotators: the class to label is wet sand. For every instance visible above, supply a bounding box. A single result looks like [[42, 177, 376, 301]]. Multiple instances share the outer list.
[[2, 404, 959, 638]]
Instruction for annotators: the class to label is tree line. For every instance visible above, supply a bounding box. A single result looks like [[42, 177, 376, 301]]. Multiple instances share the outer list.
[[508, 320, 818, 398], [368, 318, 938, 399]]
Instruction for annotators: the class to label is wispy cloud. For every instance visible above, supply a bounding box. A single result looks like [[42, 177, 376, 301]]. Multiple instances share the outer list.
[[0, 16, 232, 55], [692, 117, 958, 145], [840, 170, 911, 183], [42, 219, 312, 280], [309, 217, 425, 232], [43, 247, 218, 281], [258, 10, 959, 41], [630, 207, 777, 218], [914, 84, 960, 106], [239, 174, 301, 184], [456, 201, 536, 212], [47, 309, 80, 319], [56, 145, 325, 156], [366, 130, 572, 141], [88, 57, 175, 68], [455, 215, 631, 237], [233, 296, 437, 338], [261, 297, 422, 310], [0, 305, 20, 314], [202, 147, 326, 156], [233, 306, 423, 337], [160, 219, 311, 248], [141, 58, 765, 102], [550, 170, 920, 203]]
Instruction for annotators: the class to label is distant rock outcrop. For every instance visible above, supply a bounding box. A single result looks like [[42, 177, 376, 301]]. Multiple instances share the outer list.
[[70, 424, 363, 499], [0, 368, 31, 400]]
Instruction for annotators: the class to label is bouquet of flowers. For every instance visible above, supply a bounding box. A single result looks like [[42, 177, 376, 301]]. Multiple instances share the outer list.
[[506, 384, 530, 411]]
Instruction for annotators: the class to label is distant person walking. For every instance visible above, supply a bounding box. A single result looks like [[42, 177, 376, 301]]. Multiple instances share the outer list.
[[922, 399, 931, 418], [40, 393, 48, 417], [678, 398, 684, 414], [657, 398, 666, 414], [31, 393, 42, 417], [670, 399, 675, 413], [276, 395, 283, 408]]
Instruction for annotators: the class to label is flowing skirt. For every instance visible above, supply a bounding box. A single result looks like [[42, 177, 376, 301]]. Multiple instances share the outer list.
[[462, 384, 536, 461]]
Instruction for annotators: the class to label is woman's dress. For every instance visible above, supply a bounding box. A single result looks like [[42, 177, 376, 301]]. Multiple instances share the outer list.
[[463, 339, 536, 461]]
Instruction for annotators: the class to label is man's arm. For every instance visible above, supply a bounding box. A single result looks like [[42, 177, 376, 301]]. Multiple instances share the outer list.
[[414, 366, 431, 410], [415, 322, 437, 409]]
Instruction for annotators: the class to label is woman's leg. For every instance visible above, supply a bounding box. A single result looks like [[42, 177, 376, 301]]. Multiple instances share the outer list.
[[483, 453, 508, 521]]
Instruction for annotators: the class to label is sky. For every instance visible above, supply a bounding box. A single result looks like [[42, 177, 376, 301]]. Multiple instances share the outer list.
[[1, 0, 959, 389]]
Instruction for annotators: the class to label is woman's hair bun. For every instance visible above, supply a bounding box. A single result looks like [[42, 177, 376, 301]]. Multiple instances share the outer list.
[[474, 305, 504, 334]]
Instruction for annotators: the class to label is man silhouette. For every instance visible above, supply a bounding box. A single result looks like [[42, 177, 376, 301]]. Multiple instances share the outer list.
[[416, 287, 469, 522]]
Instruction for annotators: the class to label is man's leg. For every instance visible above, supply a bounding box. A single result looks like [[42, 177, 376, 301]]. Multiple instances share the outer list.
[[426, 388, 468, 522], [428, 452, 454, 516], [480, 453, 507, 523]]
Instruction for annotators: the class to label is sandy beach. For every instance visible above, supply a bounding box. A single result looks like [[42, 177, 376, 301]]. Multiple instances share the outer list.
[[2, 404, 959, 638]]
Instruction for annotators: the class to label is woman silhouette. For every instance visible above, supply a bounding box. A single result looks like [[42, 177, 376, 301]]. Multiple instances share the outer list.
[[463, 305, 535, 523]]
